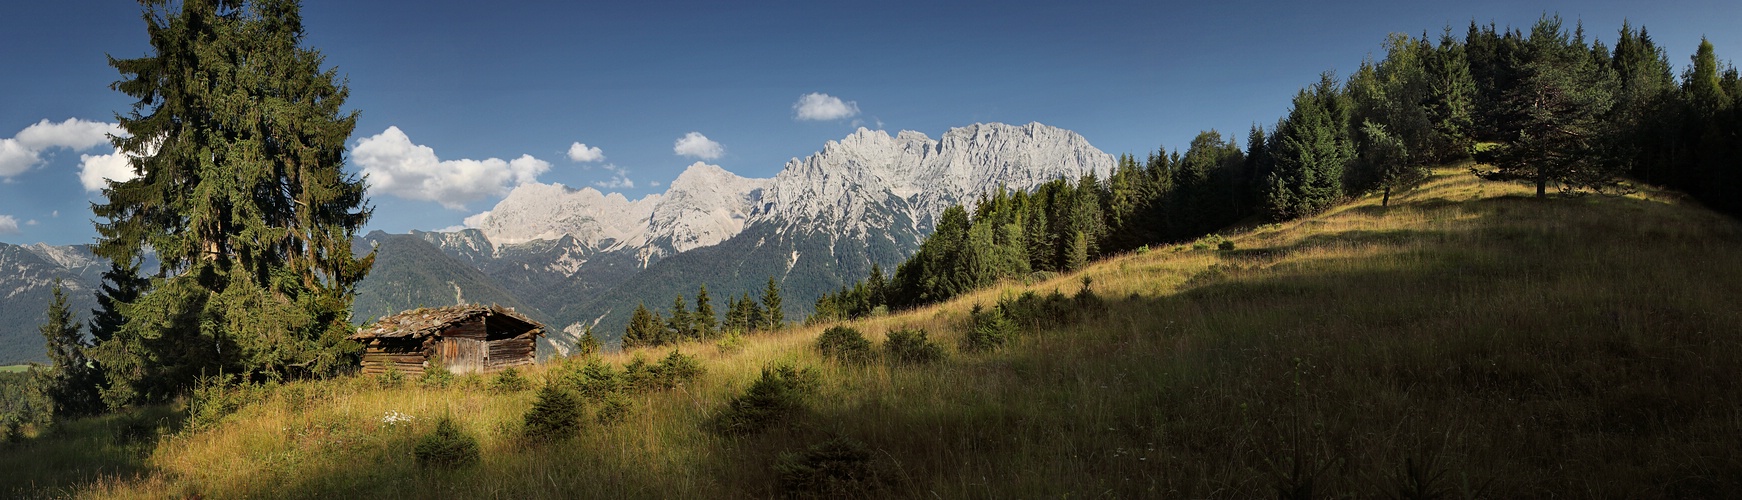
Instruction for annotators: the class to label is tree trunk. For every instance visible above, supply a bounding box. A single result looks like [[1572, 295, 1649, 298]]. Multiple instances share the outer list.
[[1536, 177, 1547, 198], [1382, 185, 1392, 207]]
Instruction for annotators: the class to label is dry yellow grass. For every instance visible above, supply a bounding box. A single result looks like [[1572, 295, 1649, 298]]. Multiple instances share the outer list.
[[10, 167, 1742, 498]]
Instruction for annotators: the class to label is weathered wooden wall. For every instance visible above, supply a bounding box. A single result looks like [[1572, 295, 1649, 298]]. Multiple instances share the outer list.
[[357, 315, 542, 376], [484, 332, 538, 371], [360, 337, 432, 376]]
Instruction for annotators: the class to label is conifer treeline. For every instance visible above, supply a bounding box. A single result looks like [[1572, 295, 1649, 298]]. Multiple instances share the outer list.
[[621, 277, 786, 348], [810, 16, 1742, 323]]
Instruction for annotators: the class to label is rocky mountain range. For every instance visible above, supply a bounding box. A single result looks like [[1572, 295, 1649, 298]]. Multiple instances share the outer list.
[[395, 122, 1115, 354], [0, 122, 1113, 363]]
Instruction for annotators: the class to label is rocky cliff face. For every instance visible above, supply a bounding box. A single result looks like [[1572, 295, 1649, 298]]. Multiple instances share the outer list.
[[760, 122, 1115, 235], [413, 122, 1115, 347]]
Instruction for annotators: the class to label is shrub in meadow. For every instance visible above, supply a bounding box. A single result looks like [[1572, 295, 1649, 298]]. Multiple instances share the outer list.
[[414, 416, 480, 468], [816, 326, 875, 365], [522, 380, 582, 442], [882, 328, 946, 365], [959, 304, 1015, 353], [710, 363, 820, 436], [490, 367, 532, 393], [775, 436, 885, 498]]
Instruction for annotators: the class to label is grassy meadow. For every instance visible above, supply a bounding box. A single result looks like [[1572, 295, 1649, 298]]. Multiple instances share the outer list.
[[0, 365, 28, 373], [5, 167, 1742, 498]]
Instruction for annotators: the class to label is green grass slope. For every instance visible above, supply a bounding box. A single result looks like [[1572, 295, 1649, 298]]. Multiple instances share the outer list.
[[9, 168, 1742, 498]]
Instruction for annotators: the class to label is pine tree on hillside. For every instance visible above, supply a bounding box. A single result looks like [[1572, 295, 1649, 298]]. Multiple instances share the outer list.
[[92, 0, 374, 404], [694, 285, 717, 340], [88, 260, 148, 344], [743, 292, 763, 334], [761, 277, 784, 332], [1481, 16, 1622, 197], [623, 303, 661, 348], [1609, 22, 1678, 185], [1267, 73, 1354, 220], [1427, 29, 1478, 161], [1359, 121, 1421, 206], [668, 295, 693, 341], [866, 264, 888, 312], [32, 282, 103, 419]]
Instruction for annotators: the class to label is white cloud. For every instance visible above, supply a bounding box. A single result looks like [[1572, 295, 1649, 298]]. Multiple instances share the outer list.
[[462, 210, 492, 228], [566, 142, 604, 163], [50, 210, 58, 218], [593, 164, 635, 189], [793, 93, 860, 121], [79, 149, 140, 191], [352, 126, 551, 210], [0, 118, 124, 178], [25, 219, 37, 226], [0, 140, 37, 177], [649, 181, 662, 187], [673, 132, 723, 160], [0, 215, 18, 234]]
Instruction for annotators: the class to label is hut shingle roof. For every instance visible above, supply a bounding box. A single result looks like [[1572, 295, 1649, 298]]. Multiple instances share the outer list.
[[350, 304, 543, 340]]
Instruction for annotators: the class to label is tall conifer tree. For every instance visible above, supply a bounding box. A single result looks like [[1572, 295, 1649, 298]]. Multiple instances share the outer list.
[[92, 0, 373, 403]]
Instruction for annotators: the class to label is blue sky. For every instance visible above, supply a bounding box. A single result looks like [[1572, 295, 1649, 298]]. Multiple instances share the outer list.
[[2, 0, 1738, 245]]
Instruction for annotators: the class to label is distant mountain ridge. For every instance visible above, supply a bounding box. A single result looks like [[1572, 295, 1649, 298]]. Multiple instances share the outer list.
[[394, 122, 1115, 352], [0, 122, 1113, 361]]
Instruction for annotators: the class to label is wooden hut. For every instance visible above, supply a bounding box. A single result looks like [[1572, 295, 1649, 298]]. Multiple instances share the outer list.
[[351, 304, 544, 376]]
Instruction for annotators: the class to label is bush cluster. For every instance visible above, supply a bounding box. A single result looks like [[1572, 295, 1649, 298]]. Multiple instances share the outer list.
[[623, 351, 704, 392], [959, 304, 1016, 353], [816, 326, 875, 365], [882, 328, 946, 365], [522, 380, 583, 442], [710, 364, 820, 436], [414, 416, 480, 468], [418, 357, 454, 389], [775, 436, 886, 498], [375, 366, 406, 389], [490, 367, 532, 393], [186, 375, 267, 431]]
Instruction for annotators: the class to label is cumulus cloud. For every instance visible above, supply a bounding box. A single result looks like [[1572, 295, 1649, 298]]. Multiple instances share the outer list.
[[673, 132, 723, 160], [593, 164, 635, 189], [462, 210, 492, 228], [793, 93, 860, 121], [0, 215, 18, 234], [79, 149, 140, 191], [352, 126, 551, 210], [567, 142, 604, 163], [0, 118, 124, 178]]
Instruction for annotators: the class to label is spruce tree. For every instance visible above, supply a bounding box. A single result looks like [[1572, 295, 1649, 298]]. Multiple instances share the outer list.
[[1427, 29, 1478, 161], [761, 277, 784, 332], [623, 303, 660, 349], [92, 0, 373, 403], [866, 264, 888, 311], [1481, 16, 1621, 197], [88, 260, 148, 344], [575, 325, 600, 357], [1268, 73, 1353, 219], [744, 292, 764, 334], [32, 281, 103, 419], [694, 285, 716, 339], [668, 295, 693, 341]]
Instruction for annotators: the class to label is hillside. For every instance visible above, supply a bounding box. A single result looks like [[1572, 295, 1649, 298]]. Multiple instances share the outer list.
[[9, 167, 1742, 498], [351, 232, 546, 326], [0, 244, 106, 364]]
